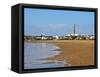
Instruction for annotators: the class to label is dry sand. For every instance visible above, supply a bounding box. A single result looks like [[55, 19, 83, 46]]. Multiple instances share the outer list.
[[52, 40, 94, 66]]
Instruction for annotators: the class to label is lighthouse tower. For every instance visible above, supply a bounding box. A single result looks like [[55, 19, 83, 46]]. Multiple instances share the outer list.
[[73, 24, 78, 36], [73, 24, 76, 35], [68, 24, 78, 36]]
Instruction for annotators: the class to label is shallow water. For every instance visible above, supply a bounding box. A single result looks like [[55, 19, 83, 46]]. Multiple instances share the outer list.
[[24, 42, 68, 69]]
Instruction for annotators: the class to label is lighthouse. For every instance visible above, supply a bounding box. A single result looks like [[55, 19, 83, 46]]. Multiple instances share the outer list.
[[73, 24, 76, 35], [73, 24, 78, 36], [68, 24, 79, 37]]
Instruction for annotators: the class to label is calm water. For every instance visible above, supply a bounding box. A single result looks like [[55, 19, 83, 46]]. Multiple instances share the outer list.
[[24, 42, 68, 69]]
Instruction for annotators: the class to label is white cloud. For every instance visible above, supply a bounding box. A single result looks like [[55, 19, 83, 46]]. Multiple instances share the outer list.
[[48, 24, 67, 29]]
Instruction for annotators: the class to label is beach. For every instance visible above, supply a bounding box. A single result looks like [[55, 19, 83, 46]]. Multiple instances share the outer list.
[[25, 40, 95, 67]]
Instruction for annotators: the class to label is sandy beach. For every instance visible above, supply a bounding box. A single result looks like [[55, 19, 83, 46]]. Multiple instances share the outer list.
[[25, 40, 95, 67]]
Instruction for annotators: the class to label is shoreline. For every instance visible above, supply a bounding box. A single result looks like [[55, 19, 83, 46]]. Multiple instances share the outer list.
[[25, 40, 95, 67]]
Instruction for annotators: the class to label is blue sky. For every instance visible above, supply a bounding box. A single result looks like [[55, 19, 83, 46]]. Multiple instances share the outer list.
[[24, 8, 95, 36]]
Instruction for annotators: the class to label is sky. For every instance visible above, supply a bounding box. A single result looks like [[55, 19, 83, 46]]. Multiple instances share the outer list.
[[24, 8, 95, 36]]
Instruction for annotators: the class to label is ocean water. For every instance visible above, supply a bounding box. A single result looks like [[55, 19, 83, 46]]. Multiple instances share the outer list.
[[24, 42, 68, 69]]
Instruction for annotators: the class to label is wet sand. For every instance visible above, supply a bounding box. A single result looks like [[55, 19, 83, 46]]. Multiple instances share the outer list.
[[25, 40, 95, 66]]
